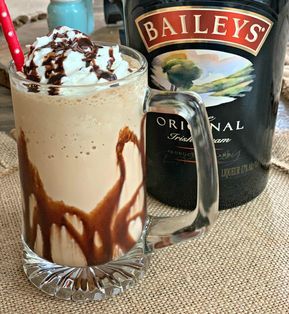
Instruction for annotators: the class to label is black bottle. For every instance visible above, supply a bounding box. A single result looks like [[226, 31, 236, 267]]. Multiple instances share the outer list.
[[122, 0, 289, 210]]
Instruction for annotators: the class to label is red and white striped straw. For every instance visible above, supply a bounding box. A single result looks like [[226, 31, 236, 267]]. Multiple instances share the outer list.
[[0, 0, 24, 71]]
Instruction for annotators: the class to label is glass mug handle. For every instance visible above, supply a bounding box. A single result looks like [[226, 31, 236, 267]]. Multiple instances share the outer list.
[[144, 90, 219, 251]]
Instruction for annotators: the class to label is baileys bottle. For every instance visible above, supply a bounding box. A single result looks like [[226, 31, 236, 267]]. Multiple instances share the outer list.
[[121, 0, 289, 209]]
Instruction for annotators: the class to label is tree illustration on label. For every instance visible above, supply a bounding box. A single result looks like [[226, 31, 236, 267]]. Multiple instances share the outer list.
[[161, 53, 202, 91], [152, 50, 255, 107]]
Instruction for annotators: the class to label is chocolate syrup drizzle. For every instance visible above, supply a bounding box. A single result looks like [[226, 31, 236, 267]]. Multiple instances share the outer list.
[[23, 29, 118, 95], [107, 47, 116, 71], [18, 126, 146, 266]]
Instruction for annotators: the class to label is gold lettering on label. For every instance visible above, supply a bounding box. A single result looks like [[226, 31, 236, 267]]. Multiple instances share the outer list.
[[246, 24, 263, 43], [236, 121, 245, 130], [223, 122, 234, 132], [194, 15, 208, 34], [233, 18, 249, 38], [169, 119, 178, 130], [212, 16, 228, 35], [179, 15, 188, 34], [221, 166, 241, 178], [162, 17, 178, 37], [143, 21, 158, 41], [135, 7, 274, 56]]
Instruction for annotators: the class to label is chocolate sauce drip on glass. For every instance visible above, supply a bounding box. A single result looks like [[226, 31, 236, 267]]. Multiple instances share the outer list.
[[23, 83, 40, 94], [18, 127, 146, 266]]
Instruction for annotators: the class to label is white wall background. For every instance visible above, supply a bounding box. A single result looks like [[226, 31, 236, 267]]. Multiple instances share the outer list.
[[6, 0, 50, 20]]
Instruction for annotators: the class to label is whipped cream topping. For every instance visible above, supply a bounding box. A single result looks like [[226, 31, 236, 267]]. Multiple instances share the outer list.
[[23, 26, 131, 86]]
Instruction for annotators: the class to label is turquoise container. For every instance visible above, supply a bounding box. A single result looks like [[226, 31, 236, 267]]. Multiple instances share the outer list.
[[48, 0, 88, 34], [84, 0, 95, 34]]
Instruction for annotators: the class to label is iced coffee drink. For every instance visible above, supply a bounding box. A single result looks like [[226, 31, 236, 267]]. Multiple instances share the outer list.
[[10, 27, 147, 267]]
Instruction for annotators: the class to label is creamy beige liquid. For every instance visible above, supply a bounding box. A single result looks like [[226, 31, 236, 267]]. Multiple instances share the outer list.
[[11, 58, 148, 267]]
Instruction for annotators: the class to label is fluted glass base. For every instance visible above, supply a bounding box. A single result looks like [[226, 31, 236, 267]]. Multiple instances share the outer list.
[[22, 236, 151, 301]]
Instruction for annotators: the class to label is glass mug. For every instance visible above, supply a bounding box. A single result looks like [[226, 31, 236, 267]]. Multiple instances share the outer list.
[[9, 44, 219, 301]]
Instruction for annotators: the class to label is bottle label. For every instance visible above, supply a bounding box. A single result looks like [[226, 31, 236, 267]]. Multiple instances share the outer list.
[[125, 1, 286, 207], [135, 7, 273, 56]]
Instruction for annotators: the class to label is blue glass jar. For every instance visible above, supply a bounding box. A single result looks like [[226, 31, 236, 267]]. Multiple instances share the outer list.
[[84, 0, 95, 34], [48, 0, 88, 34]]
